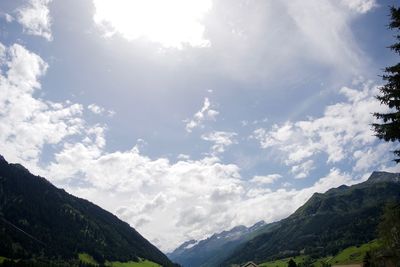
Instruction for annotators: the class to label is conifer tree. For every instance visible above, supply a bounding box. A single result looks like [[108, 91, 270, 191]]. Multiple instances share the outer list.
[[373, 6, 400, 163], [288, 259, 297, 267]]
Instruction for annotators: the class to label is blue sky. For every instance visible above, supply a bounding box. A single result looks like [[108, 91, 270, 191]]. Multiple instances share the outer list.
[[0, 0, 399, 252]]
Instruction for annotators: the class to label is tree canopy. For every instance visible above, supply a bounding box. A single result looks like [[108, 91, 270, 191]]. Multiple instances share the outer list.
[[287, 259, 297, 267], [373, 6, 400, 163]]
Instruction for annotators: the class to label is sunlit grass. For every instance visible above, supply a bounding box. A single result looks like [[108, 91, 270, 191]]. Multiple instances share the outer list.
[[259, 255, 308, 267], [260, 240, 381, 267], [105, 259, 161, 267], [0, 257, 8, 264], [327, 240, 380, 265], [79, 253, 99, 266]]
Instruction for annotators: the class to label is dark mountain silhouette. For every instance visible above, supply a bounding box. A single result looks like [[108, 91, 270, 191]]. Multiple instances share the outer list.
[[0, 155, 175, 266]]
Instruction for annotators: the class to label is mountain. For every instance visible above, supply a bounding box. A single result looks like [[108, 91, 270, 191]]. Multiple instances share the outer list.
[[167, 220, 279, 267], [0, 155, 176, 266], [223, 171, 400, 266]]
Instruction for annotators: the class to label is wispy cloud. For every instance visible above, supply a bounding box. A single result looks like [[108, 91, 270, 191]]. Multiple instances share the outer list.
[[185, 97, 219, 133], [0, 12, 14, 23], [201, 131, 237, 154]]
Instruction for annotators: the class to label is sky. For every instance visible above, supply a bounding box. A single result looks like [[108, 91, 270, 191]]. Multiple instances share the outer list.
[[0, 0, 399, 252]]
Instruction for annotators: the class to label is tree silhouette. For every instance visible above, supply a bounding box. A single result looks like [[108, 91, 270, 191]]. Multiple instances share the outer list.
[[373, 6, 400, 163], [287, 259, 297, 267], [378, 202, 400, 261]]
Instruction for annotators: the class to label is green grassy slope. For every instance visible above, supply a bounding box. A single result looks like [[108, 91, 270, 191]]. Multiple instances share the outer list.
[[106, 259, 161, 267], [79, 253, 99, 265], [259, 240, 380, 266], [327, 240, 380, 265]]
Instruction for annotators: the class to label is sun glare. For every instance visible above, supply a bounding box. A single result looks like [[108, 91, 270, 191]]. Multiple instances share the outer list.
[[93, 0, 212, 49]]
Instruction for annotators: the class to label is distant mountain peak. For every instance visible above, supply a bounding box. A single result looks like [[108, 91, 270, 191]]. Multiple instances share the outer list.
[[367, 171, 400, 183], [170, 239, 198, 255], [168, 220, 269, 267]]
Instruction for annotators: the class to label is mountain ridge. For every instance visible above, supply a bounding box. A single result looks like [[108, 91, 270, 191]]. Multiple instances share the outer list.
[[167, 220, 282, 267], [223, 171, 400, 265], [170, 171, 400, 267], [0, 155, 176, 266]]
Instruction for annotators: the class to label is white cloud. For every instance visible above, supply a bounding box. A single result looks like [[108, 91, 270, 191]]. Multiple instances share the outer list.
[[1, 12, 14, 23], [291, 160, 315, 179], [253, 82, 397, 178], [251, 174, 282, 185], [87, 104, 115, 117], [340, 0, 377, 14], [87, 104, 105, 114], [201, 131, 237, 154], [16, 0, 53, 41], [46, 148, 245, 251], [185, 97, 219, 132], [0, 43, 83, 170], [0, 43, 7, 63], [177, 154, 190, 160]]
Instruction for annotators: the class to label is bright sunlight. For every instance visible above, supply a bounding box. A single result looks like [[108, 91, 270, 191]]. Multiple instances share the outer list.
[[93, 0, 212, 49]]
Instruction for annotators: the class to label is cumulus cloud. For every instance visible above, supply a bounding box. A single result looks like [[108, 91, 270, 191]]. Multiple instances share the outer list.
[[251, 174, 282, 185], [87, 104, 105, 114], [87, 103, 115, 116], [0, 43, 83, 170], [253, 82, 399, 178], [46, 148, 245, 251], [201, 131, 237, 154], [185, 97, 219, 132], [16, 0, 53, 41]]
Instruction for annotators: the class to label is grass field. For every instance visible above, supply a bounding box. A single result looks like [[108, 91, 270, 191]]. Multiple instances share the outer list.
[[78, 253, 160, 267], [79, 253, 99, 266], [259, 255, 308, 267], [105, 259, 161, 267], [326, 240, 380, 265], [260, 240, 380, 267]]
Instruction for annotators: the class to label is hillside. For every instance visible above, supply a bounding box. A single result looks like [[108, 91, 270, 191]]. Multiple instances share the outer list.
[[167, 221, 278, 267], [0, 155, 175, 266], [223, 171, 400, 265]]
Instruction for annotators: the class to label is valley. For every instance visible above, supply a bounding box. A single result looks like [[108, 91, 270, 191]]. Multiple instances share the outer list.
[[1, 155, 399, 266]]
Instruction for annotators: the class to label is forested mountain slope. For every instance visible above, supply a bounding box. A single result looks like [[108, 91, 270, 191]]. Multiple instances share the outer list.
[[0, 155, 175, 266]]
